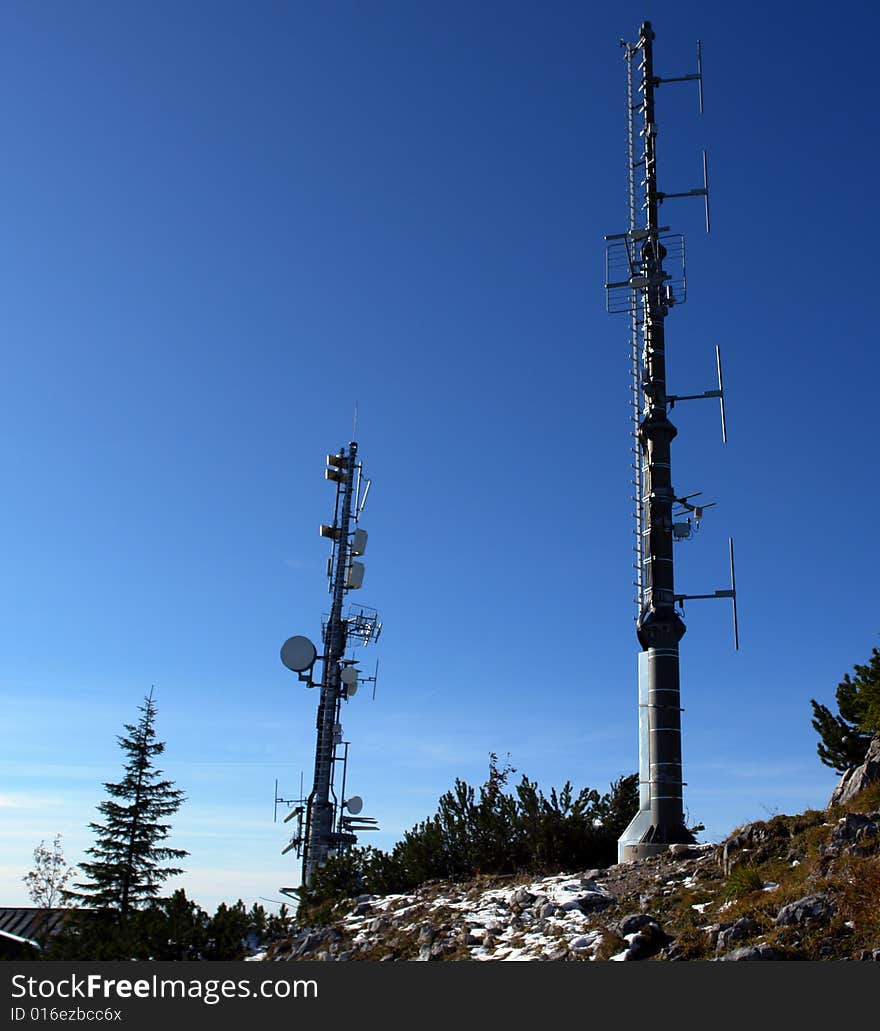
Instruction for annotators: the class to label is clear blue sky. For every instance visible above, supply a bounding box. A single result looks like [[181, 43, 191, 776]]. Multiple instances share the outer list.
[[2, 0, 877, 913]]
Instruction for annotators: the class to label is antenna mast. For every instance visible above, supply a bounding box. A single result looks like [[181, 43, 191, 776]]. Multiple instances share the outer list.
[[277, 440, 382, 888], [606, 23, 735, 861]]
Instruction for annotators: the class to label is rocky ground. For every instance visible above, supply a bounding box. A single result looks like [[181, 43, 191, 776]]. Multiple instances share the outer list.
[[257, 764, 880, 962]]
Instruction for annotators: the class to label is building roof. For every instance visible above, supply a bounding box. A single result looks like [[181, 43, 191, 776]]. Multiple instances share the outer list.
[[0, 908, 70, 948]]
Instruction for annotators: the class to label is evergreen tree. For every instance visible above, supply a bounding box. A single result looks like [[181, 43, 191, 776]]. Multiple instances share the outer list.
[[68, 690, 188, 914], [811, 645, 880, 773]]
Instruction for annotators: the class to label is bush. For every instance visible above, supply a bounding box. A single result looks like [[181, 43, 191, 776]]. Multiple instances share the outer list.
[[47, 892, 278, 960], [723, 864, 765, 900], [298, 757, 638, 917]]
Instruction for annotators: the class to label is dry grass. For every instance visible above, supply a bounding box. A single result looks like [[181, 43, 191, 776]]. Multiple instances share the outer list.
[[833, 854, 880, 946]]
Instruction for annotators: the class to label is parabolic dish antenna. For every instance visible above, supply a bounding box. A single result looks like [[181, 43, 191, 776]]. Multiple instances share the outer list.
[[340, 667, 358, 686], [280, 635, 317, 673], [345, 795, 363, 815]]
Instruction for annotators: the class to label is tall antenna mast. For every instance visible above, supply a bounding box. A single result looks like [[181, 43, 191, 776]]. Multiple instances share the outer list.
[[606, 23, 736, 861], [277, 439, 382, 888]]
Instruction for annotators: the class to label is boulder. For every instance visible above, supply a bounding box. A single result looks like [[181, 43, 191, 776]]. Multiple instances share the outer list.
[[774, 893, 835, 929], [716, 944, 783, 962], [512, 886, 535, 908], [616, 913, 658, 937], [824, 811, 880, 857], [543, 944, 568, 961], [829, 734, 880, 808], [578, 891, 615, 912], [668, 843, 695, 857], [720, 823, 771, 874], [626, 921, 668, 960], [716, 917, 760, 952], [703, 923, 731, 950]]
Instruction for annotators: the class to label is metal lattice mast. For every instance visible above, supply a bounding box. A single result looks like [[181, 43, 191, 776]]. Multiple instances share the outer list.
[[277, 441, 383, 891], [302, 442, 357, 885], [625, 42, 646, 615]]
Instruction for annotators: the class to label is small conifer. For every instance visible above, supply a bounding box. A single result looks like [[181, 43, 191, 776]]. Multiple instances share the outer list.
[[68, 690, 187, 914]]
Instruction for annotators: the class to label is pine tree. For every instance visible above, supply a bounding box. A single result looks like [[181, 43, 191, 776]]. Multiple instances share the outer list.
[[68, 690, 188, 914], [811, 645, 880, 773]]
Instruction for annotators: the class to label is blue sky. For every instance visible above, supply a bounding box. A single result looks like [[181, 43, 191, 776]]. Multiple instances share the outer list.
[[2, 0, 878, 913]]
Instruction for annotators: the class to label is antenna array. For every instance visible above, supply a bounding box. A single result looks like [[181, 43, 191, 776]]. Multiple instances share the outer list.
[[276, 440, 383, 888], [605, 23, 738, 862]]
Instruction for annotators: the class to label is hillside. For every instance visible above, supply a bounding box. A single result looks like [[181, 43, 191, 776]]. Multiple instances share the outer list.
[[258, 783, 880, 962]]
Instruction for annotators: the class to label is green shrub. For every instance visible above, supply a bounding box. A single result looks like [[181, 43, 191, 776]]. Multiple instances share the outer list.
[[298, 757, 639, 917], [723, 864, 765, 900]]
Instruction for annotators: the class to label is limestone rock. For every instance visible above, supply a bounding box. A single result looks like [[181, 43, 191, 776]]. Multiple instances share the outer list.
[[577, 891, 615, 912], [774, 893, 835, 929], [512, 886, 535, 908], [716, 917, 759, 952], [823, 811, 880, 858], [720, 823, 770, 874], [829, 734, 880, 808], [616, 913, 657, 937], [627, 921, 667, 960], [716, 944, 782, 961]]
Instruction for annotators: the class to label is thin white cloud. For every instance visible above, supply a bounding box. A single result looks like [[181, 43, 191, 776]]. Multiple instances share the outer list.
[[283, 558, 316, 570]]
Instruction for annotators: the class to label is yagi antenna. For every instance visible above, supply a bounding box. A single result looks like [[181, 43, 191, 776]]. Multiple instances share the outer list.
[[657, 151, 711, 234], [672, 536, 740, 652], [358, 478, 372, 518], [666, 343, 728, 445], [652, 37, 708, 230], [357, 658, 380, 701], [728, 536, 740, 651], [716, 344, 727, 444]]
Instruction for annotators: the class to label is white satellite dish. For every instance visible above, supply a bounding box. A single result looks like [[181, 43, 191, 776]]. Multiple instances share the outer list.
[[345, 795, 363, 815], [280, 635, 317, 673], [340, 666, 358, 686], [345, 682, 358, 698]]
